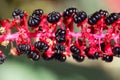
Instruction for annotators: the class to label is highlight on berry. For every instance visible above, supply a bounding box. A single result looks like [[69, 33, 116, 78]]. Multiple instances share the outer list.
[[0, 7, 120, 64]]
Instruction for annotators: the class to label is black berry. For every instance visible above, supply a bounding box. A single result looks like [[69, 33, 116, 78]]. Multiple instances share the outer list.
[[72, 55, 84, 62], [34, 41, 49, 53], [102, 54, 113, 62], [73, 11, 87, 23], [55, 28, 66, 43], [112, 47, 120, 56], [16, 44, 31, 54], [0, 54, 6, 64], [12, 9, 24, 19], [63, 7, 78, 18], [99, 9, 109, 17], [47, 11, 61, 23], [27, 50, 40, 61], [32, 9, 43, 17], [70, 45, 81, 55], [28, 15, 41, 27], [105, 13, 119, 25], [88, 12, 101, 25], [54, 43, 66, 54], [54, 54, 66, 62]]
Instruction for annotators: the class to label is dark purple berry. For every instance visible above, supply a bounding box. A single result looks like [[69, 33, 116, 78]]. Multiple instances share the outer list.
[[28, 15, 41, 27], [73, 11, 87, 23], [0, 54, 6, 64], [70, 45, 81, 55], [12, 9, 24, 19], [88, 12, 101, 25], [105, 13, 119, 25], [54, 43, 66, 54], [32, 9, 43, 17], [34, 41, 49, 53], [63, 7, 78, 18], [102, 54, 113, 62], [47, 11, 61, 23], [112, 47, 120, 57], [17, 44, 31, 54], [55, 28, 66, 43], [27, 50, 40, 61], [72, 54, 84, 62]]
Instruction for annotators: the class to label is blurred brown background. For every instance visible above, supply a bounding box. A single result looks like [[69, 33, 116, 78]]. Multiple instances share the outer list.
[[0, 0, 120, 80]]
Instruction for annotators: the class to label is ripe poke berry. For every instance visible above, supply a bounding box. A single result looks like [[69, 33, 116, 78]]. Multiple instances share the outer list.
[[105, 13, 119, 25], [70, 45, 81, 55], [27, 50, 40, 61], [54, 43, 66, 54], [28, 15, 41, 27], [98, 9, 109, 16], [112, 47, 120, 56], [34, 41, 49, 53], [63, 7, 78, 18], [88, 12, 101, 25], [102, 54, 113, 62], [73, 11, 87, 23], [16, 44, 31, 54], [54, 54, 66, 62], [72, 54, 84, 62], [32, 9, 43, 17], [55, 28, 66, 43], [12, 9, 24, 19], [94, 52, 99, 59], [47, 11, 61, 23], [0, 54, 6, 64]]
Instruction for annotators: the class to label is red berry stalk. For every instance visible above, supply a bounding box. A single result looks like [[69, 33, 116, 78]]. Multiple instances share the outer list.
[[0, 8, 120, 64]]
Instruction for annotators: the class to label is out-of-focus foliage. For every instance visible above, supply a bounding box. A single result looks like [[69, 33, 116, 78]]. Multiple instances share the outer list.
[[0, 0, 120, 80]]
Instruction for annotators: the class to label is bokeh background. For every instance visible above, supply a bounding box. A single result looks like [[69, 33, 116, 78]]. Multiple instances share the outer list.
[[0, 0, 120, 80]]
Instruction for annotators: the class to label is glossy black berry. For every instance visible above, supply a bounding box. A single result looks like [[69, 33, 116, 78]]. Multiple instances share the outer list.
[[73, 11, 87, 23], [54, 43, 66, 54], [105, 13, 119, 25], [70, 45, 81, 55], [102, 54, 113, 62], [17, 44, 31, 54], [63, 7, 78, 18], [0, 54, 6, 64], [54, 54, 66, 62], [88, 12, 101, 25], [27, 50, 40, 61], [55, 28, 66, 43], [28, 15, 41, 27], [99, 9, 109, 16], [34, 41, 49, 53], [72, 55, 84, 62], [32, 9, 43, 17], [12, 9, 24, 19], [47, 11, 61, 23], [94, 52, 99, 59], [112, 47, 120, 56]]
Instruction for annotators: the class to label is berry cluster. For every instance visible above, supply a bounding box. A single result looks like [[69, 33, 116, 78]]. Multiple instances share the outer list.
[[0, 7, 120, 64]]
